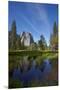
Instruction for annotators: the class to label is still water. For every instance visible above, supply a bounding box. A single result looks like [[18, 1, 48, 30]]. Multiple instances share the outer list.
[[12, 58, 52, 86]]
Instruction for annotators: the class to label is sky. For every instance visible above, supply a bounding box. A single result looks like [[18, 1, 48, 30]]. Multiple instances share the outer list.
[[8, 1, 58, 45]]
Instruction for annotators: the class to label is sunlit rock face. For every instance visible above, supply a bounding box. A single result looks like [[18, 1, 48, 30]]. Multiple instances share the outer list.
[[20, 32, 34, 46]]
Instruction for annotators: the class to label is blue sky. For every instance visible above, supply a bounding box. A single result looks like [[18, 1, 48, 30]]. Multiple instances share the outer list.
[[8, 1, 58, 45]]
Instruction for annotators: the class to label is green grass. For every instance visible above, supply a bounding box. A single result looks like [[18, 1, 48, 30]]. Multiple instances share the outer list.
[[9, 50, 58, 73], [9, 50, 58, 56]]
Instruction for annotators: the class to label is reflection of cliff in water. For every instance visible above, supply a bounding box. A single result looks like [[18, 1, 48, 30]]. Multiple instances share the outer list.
[[9, 55, 58, 88], [12, 57, 53, 86]]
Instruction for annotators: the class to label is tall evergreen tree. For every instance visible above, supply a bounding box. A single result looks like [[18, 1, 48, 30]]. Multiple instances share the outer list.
[[16, 35, 21, 49], [53, 22, 57, 36], [50, 21, 58, 50], [38, 35, 47, 50], [11, 21, 17, 50]]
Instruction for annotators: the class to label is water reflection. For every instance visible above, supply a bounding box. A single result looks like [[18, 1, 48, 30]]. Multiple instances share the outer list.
[[12, 57, 52, 86]]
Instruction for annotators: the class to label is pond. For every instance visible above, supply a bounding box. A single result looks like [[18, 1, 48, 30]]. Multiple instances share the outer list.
[[9, 55, 58, 88]]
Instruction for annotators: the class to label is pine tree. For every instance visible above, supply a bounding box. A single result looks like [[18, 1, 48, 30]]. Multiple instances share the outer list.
[[11, 21, 17, 50], [38, 35, 47, 50], [50, 22, 58, 50]]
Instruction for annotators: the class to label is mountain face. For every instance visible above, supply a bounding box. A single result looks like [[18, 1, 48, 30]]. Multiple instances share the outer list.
[[20, 32, 34, 46]]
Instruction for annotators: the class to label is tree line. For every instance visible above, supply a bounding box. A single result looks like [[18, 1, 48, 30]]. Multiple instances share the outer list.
[[9, 20, 58, 51]]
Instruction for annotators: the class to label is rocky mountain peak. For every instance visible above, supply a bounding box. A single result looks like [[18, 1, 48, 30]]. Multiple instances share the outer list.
[[20, 32, 34, 46]]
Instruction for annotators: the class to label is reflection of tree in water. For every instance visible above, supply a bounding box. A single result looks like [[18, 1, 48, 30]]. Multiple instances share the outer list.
[[9, 55, 58, 88]]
